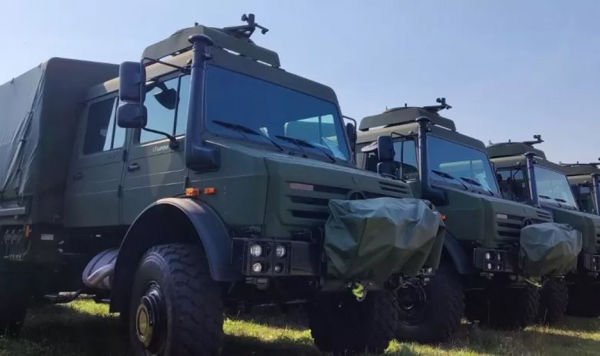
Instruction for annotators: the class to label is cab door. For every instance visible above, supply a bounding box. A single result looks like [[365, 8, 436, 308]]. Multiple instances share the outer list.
[[64, 93, 127, 227], [120, 74, 190, 224]]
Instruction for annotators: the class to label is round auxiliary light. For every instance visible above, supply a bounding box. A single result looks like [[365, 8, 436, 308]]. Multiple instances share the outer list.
[[249, 244, 262, 257], [487, 263, 493, 270], [251, 262, 263, 273], [485, 252, 491, 260], [497, 253, 502, 261], [275, 245, 286, 258], [274, 264, 283, 273]]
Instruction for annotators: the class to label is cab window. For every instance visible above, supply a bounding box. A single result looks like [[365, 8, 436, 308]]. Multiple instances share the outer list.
[[140, 75, 189, 143], [83, 96, 125, 154]]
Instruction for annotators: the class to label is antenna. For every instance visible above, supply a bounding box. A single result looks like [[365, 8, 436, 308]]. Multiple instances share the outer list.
[[223, 13, 269, 39], [523, 134, 543, 146], [423, 97, 452, 113]]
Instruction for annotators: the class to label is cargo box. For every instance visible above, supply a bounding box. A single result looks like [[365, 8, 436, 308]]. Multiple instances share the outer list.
[[0, 58, 117, 224]]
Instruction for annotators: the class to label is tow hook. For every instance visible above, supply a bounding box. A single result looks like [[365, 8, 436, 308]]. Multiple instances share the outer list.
[[350, 282, 367, 301]]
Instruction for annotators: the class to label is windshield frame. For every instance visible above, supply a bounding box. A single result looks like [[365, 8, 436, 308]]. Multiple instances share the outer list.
[[534, 164, 579, 209], [426, 134, 500, 196], [199, 60, 352, 164]]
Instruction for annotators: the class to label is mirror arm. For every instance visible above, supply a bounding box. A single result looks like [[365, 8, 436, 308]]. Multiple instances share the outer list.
[[141, 57, 190, 74], [141, 127, 179, 149]]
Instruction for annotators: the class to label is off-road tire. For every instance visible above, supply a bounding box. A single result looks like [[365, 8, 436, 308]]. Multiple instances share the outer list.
[[128, 243, 223, 356], [395, 262, 464, 343], [308, 290, 397, 354], [485, 285, 539, 330], [0, 268, 28, 336], [537, 277, 568, 324], [567, 281, 600, 317]]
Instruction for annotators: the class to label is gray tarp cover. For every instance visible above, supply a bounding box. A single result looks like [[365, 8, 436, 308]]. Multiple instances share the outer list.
[[520, 222, 582, 277], [324, 197, 444, 283]]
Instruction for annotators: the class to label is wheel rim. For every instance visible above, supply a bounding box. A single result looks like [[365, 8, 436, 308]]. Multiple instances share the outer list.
[[396, 281, 428, 326], [135, 284, 165, 352]]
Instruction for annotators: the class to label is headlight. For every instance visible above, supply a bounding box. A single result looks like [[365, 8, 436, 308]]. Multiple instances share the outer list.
[[249, 244, 262, 257], [275, 245, 286, 258], [251, 262, 263, 273]]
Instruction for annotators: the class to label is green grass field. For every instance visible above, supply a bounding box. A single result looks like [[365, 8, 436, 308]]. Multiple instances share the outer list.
[[0, 298, 599, 355]]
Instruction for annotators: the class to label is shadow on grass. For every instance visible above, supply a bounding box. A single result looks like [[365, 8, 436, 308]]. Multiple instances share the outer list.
[[229, 305, 309, 331]]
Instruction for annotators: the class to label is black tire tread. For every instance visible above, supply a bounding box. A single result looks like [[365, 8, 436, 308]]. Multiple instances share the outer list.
[[538, 277, 568, 324], [486, 285, 540, 330]]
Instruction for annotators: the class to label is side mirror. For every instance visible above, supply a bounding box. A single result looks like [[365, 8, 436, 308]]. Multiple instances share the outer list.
[[117, 103, 147, 128], [377, 135, 395, 162], [119, 61, 145, 103], [345, 122, 357, 152]]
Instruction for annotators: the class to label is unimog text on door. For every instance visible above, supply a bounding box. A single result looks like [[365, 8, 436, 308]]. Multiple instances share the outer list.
[[355, 99, 581, 341], [0, 15, 446, 355], [488, 137, 600, 318]]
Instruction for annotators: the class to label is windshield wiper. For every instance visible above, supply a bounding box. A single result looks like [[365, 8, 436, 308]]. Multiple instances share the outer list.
[[274, 135, 335, 163], [431, 169, 468, 190], [212, 120, 284, 152], [460, 177, 495, 196], [539, 194, 552, 200]]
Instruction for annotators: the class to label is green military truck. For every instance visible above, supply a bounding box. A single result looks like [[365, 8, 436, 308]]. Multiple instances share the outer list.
[[562, 162, 600, 215], [488, 137, 600, 317], [355, 100, 581, 341], [0, 15, 446, 355]]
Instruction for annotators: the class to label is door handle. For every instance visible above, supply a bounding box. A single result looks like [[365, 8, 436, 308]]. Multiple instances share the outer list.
[[127, 163, 140, 172], [73, 172, 84, 180]]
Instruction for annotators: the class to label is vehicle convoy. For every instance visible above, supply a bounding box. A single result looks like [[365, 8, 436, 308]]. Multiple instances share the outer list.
[[487, 137, 600, 318], [0, 15, 446, 355], [562, 162, 600, 215], [355, 99, 581, 341]]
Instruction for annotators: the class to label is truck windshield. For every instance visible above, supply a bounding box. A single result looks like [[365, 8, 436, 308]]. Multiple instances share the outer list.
[[534, 166, 578, 208], [427, 136, 499, 194], [573, 184, 596, 213], [204, 65, 350, 161]]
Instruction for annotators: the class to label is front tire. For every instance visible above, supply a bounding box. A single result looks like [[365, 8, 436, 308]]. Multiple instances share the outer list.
[[538, 277, 568, 324], [485, 285, 539, 330], [0, 267, 28, 336], [567, 280, 600, 317], [395, 262, 464, 343], [309, 290, 397, 354], [128, 243, 223, 356]]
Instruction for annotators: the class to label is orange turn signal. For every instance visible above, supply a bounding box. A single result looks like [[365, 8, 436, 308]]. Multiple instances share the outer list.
[[441, 214, 447, 221], [203, 187, 216, 195], [185, 188, 200, 197]]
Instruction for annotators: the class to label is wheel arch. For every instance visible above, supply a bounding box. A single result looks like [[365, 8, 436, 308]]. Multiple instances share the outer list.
[[441, 232, 474, 275], [110, 197, 239, 312]]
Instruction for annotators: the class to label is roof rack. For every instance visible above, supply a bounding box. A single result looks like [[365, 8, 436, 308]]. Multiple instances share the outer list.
[[359, 98, 456, 131], [142, 14, 280, 67]]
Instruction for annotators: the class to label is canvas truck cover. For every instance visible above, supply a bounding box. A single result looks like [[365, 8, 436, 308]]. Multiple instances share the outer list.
[[520, 222, 582, 277], [0, 58, 117, 222], [324, 197, 445, 285]]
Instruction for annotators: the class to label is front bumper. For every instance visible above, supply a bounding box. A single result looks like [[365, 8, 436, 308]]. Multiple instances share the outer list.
[[473, 247, 518, 273]]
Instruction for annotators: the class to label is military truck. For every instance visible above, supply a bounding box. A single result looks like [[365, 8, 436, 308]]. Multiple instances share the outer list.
[[355, 100, 580, 341], [0, 15, 446, 355], [488, 137, 600, 318], [562, 162, 600, 215]]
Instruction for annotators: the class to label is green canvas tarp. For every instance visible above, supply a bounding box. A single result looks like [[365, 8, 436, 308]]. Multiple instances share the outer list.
[[324, 197, 445, 284], [520, 222, 582, 277]]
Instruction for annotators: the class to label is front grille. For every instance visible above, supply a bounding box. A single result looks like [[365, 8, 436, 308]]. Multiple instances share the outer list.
[[535, 209, 553, 223], [378, 180, 410, 196], [496, 214, 525, 239]]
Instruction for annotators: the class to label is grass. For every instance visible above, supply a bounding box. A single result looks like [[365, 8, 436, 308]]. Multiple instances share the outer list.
[[1, 299, 599, 355]]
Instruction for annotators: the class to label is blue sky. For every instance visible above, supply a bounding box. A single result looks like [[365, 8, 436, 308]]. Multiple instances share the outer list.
[[1, 0, 599, 163]]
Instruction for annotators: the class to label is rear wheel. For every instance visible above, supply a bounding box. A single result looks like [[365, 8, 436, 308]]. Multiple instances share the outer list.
[[309, 290, 397, 354], [567, 280, 600, 317], [128, 243, 223, 356], [538, 277, 568, 324], [0, 267, 29, 336], [395, 262, 464, 343], [485, 285, 539, 330]]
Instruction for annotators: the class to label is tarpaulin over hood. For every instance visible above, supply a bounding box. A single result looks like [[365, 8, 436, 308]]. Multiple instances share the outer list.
[[324, 197, 445, 284], [520, 222, 582, 277]]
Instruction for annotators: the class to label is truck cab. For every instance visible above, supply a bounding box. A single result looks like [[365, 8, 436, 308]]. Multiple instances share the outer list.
[[356, 100, 574, 333], [562, 162, 600, 215], [488, 138, 600, 317]]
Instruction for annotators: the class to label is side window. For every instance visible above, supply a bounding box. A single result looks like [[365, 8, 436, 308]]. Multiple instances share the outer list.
[[393, 139, 419, 180], [83, 96, 123, 154], [140, 75, 189, 143], [497, 168, 528, 202]]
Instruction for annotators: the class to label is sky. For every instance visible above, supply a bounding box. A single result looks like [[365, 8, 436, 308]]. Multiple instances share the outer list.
[[1, 0, 599, 163]]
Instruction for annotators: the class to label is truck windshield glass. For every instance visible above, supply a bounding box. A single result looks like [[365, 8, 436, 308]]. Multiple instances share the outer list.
[[427, 136, 499, 194], [204, 65, 350, 161], [574, 184, 595, 213], [534, 166, 578, 207]]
